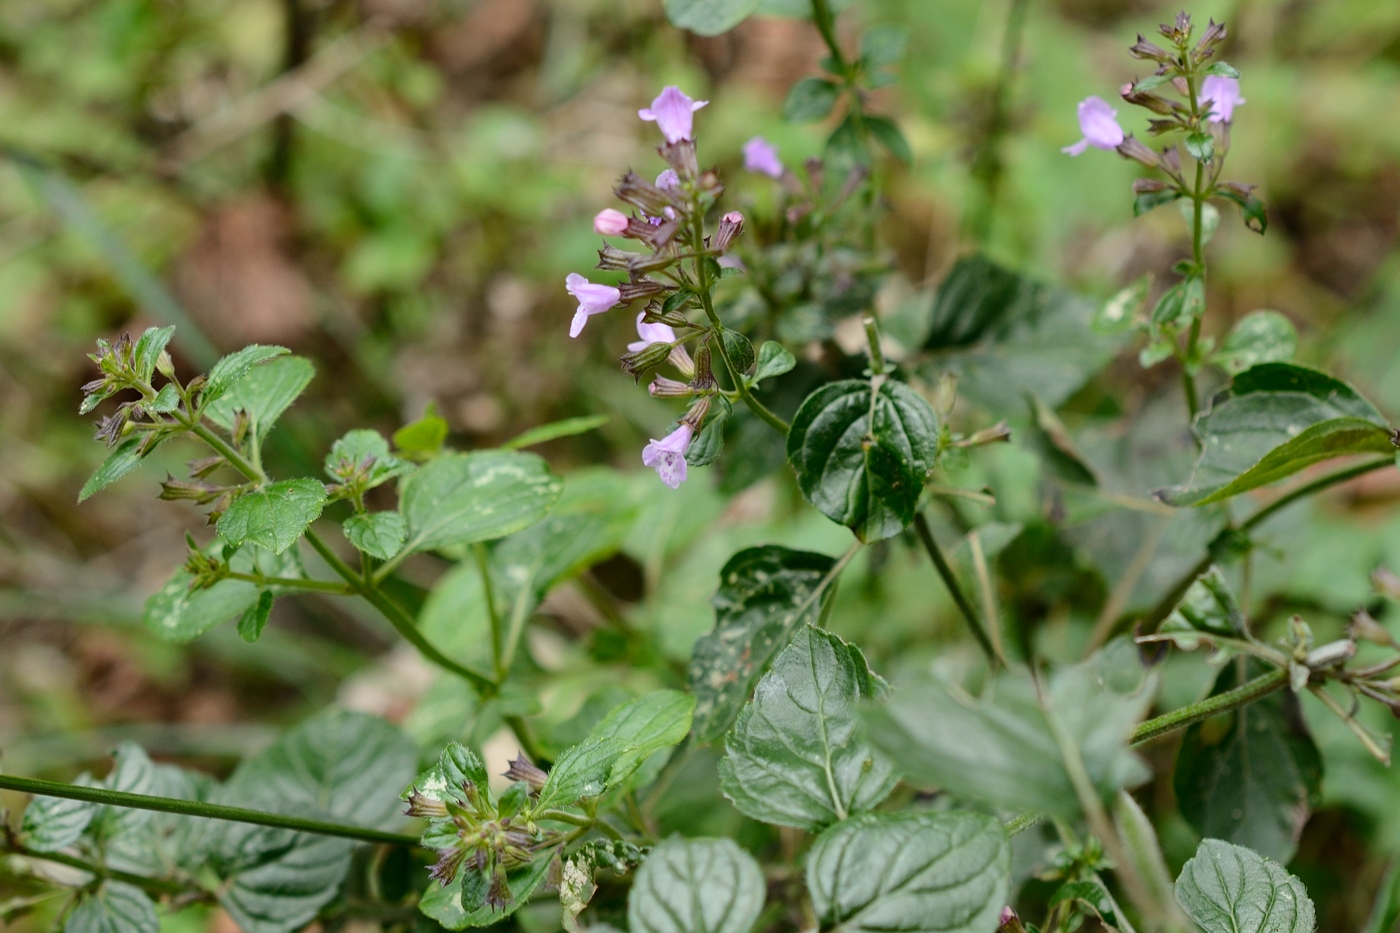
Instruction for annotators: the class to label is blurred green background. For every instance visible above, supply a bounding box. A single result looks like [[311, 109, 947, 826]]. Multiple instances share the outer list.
[[2, 0, 1400, 929]]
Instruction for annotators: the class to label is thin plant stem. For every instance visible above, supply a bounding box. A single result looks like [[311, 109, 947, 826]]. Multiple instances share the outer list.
[[809, 0, 848, 74], [1129, 667, 1288, 746], [0, 774, 422, 847], [964, 0, 1031, 244], [473, 542, 504, 681], [223, 571, 354, 595], [4, 840, 198, 898], [913, 513, 1000, 666]]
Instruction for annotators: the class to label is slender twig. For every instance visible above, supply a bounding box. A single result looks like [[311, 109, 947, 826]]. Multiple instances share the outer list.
[[0, 774, 421, 847], [223, 571, 354, 595], [913, 513, 999, 666], [1129, 667, 1288, 746], [4, 840, 197, 898], [1241, 455, 1394, 531], [473, 543, 504, 681]]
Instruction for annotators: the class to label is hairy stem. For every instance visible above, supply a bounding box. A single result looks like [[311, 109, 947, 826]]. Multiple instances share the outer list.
[[473, 542, 505, 681], [223, 571, 354, 595], [914, 513, 1000, 666], [695, 249, 789, 433], [1129, 667, 1288, 746], [0, 774, 421, 847]]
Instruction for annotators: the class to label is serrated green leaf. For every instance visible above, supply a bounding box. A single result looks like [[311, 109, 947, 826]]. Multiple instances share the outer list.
[[752, 341, 796, 384], [131, 326, 176, 385], [860, 24, 907, 68], [864, 641, 1154, 818], [64, 881, 158, 933], [628, 837, 765, 933], [20, 772, 98, 852], [1175, 839, 1315, 933], [202, 345, 290, 407], [205, 355, 314, 441], [718, 327, 755, 377], [393, 403, 449, 459], [217, 479, 327, 554], [324, 429, 412, 489], [1135, 188, 1184, 217], [689, 546, 838, 744], [783, 77, 842, 122], [865, 115, 911, 165], [1152, 274, 1205, 330], [1159, 363, 1394, 507], [79, 438, 148, 503], [503, 414, 610, 450], [589, 690, 695, 789], [343, 512, 406, 561], [1174, 662, 1322, 863], [237, 590, 275, 643], [807, 811, 1009, 933], [719, 627, 894, 830], [686, 396, 730, 469], [787, 378, 938, 542], [662, 0, 762, 35], [535, 737, 631, 812], [145, 384, 179, 414], [1186, 132, 1215, 164], [400, 451, 561, 554], [1212, 311, 1297, 375]]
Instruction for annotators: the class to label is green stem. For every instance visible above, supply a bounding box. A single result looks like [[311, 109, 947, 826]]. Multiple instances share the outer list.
[[913, 513, 1000, 666], [188, 422, 266, 483], [474, 542, 505, 681], [5, 841, 196, 897], [1241, 455, 1394, 531], [964, 0, 1030, 244], [1129, 668, 1288, 746], [861, 312, 887, 376], [0, 774, 421, 847], [223, 571, 354, 595], [809, 0, 848, 75]]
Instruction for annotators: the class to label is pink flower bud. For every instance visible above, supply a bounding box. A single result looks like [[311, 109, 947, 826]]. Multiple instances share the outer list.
[[655, 170, 681, 191], [593, 209, 630, 237], [1200, 76, 1245, 123], [565, 273, 621, 338], [1062, 96, 1125, 156], [638, 86, 708, 144], [642, 423, 694, 489], [743, 136, 784, 178]]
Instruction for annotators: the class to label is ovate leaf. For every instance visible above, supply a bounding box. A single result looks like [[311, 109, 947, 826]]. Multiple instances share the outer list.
[[752, 341, 796, 384], [343, 512, 407, 561], [1211, 311, 1297, 375], [787, 378, 939, 542], [20, 772, 98, 852], [719, 627, 896, 831], [202, 345, 290, 407], [589, 690, 695, 788], [205, 355, 315, 441], [217, 479, 328, 555], [784, 77, 842, 122], [689, 546, 838, 744], [534, 738, 630, 812], [1174, 839, 1315, 933], [79, 438, 147, 503], [323, 429, 411, 489], [807, 811, 1009, 933], [662, 0, 762, 36], [628, 837, 765, 933], [131, 326, 175, 384], [237, 590, 275, 643], [64, 881, 158, 933], [400, 451, 561, 553]]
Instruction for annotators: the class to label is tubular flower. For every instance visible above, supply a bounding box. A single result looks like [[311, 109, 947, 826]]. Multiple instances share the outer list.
[[628, 313, 694, 375], [565, 273, 621, 338], [639, 86, 708, 143], [1062, 96, 1125, 156], [1200, 76, 1245, 123], [743, 137, 783, 178], [642, 423, 694, 489]]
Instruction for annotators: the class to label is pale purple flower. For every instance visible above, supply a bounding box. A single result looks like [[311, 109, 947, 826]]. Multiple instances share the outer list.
[[1062, 96, 1125, 156], [655, 170, 680, 191], [594, 209, 630, 236], [627, 313, 677, 352], [1200, 76, 1245, 123], [638, 86, 708, 144], [642, 423, 694, 488], [565, 273, 621, 338], [743, 136, 783, 178]]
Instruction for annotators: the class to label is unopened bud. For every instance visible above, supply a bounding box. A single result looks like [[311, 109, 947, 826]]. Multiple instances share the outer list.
[[1128, 34, 1172, 62], [614, 171, 675, 216], [620, 342, 674, 381], [642, 299, 691, 328], [713, 211, 745, 253], [1195, 18, 1226, 53], [594, 209, 630, 237], [1351, 609, 1394, 646], [659, 140, 699, 181], [596, 244, 643, 271], [1121, 83, 1178, 116], [1116, 135, 1161, 168], [502, 754, 548, 792], [649, 376, 695, 398], [1161, 144, 1183, 175], [618, 278, 666, 303], [155, 349, 175, 378]]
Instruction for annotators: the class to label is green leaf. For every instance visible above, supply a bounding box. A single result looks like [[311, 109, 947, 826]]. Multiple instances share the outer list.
[[662, 0, 762, 36], [201, 345, 290, 407], [865, 115, 912, 165], [104, 762, 215, 878], [393, 402, 449, 459], [420, 853, 556, 929], [141, 543, 300, 642], [79, 437, 147, 502], [1152, 274, 1205, 330], [755, 0, 853, 16], [1095, 276, 1150, 333], [146, 384, 179, 414], [1214, 185, 1268, 234], [1159, 363, 1394, 507], [686, 396, 731, 469], [860, 24, 908, 68], [920, 255, 1121, 410], [237, 590, 275, 643], [787, 378, 939, 542], [718, 327, 755, 377], [1135, 188, 1184, 217], [628, 837, 765, 933], [91, 743, 159, 842], [131, 326, 175, 384], [1186, 132, 1215, 164], [689, 546, 838, 744], [64, 881, 158, 933], [1175, 839, 1316, 933], [1211, 310, 1297, 375], [21, 772, 98, 852], [1204, 61, 1241, 78], [535, 737, 631, 812], [217, 479, 328, 554], [400, 451, 561, 554], [752, 341, 796, 384], [503, 414, 610, 450], [342, 512, 406, 561], [1162, 565, 1246, 641], [719, 627, 895, 831], [864, 641, 1154, 818], [1174, 662, 1322, 864], [1049, 878, 1128, 931], [205, 355, 314, 441], [783, 77, 842, 122], [324, 429, 412, 489], [807, 811, 1009, 933], [589, 690, 695, 788]]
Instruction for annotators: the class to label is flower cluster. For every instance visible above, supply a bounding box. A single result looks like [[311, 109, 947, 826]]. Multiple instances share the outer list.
[[564, 86, 752, 489]]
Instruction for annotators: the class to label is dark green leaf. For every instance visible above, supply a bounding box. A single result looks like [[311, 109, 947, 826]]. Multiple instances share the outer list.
[[342, 512, 406, 561], [217, 478, 327, 554], [1152, 275, 1205, 330], [1175, 839, 1315, 933], [91, 743, 158, 842], [860, 25, 908, 68], [628, 837, 765, 933], [1186, 132, 1215, 164], [21, 772, 98, 852], [146, 384, 179, 414], [144, 570, 257, 642], [64, 881, 158, 933], [205, 356, 314, 441], [1204, 61, 1241, 78], [131, 326, 175, 384], [662, 0, 762, 36], [1213, 185, 1268, 234], [826, 113, 866, 165], [752, 341, 796, 384], [689, 546, 838, 744], [1211, 310, 1296, 375], [79, 437, 146, 503], [202, 345, 290, 407], [864, 641, 1154, 818], [787, 378, 938, 542], [865, 115, 911, 165], [1135, 188, 1184, 216], [1159, 363, 1394, 507], [420, 853, 556, 929], [105, 762, 215, 878], [393, 402, 449, 459], [807, 811, 1009, 933], [400, 451, 561, 554], [503, 415, 610, 450], [1161, 565, 1246, 641], [718, 327, 755, 377], [1048, 879, 1126, 931], [719, 627, 895, 831], [323, 429, 411, 489], [236, 590, 275, 643], [686, 396, 731, 469], [1175, 661, 1322, 863], [783, 77, 842, 122], [535, 737, 631, 812], [589, 690, 695, 789]]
